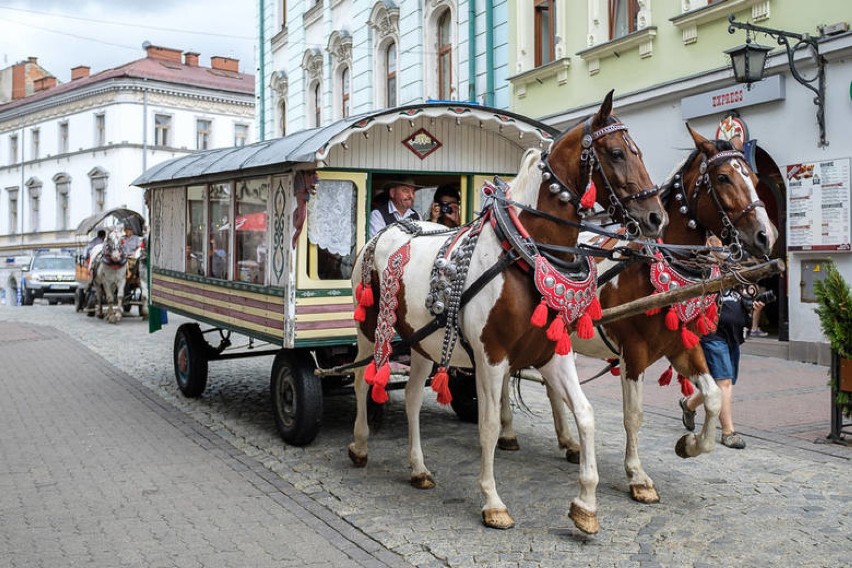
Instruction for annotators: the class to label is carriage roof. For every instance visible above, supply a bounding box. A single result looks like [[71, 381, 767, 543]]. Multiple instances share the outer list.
[[132, 102, 559, 188], [75, 207, 146, 237]]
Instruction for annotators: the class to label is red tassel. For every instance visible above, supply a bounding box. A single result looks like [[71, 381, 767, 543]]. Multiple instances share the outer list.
[[587, 296, 603, 321], [353, 304, 366, 322], [555, 329, 572, 355], [531, 298, 548, 327], [431, 367, 452, 405], [607, 358, 621, 376], [580, 179, 597, 209], [695, 315, 709, 335], [364, 360, 378, 385], [546, 316, 565, 341], [360, 286, 374, 308], [645, 307, 661, 316], [658, 365, 673, 387], [680, 326, 700, 349], [576, 313, 594, 339], [678, 375, 695, 397], [355, 282, 364, 302], [371, 385, 389, 404], [374, 362, 391, 389], [665, 307, 679, 331]]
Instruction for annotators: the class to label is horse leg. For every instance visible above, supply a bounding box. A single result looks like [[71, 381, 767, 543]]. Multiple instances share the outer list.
[[406, 352, 436, 489], [538, 355, 600, 534], [544, 381, 581, 464], [675, 372, 720, 458], [114, 277, 125, 323], [497, 374, 520, 451], [348, 335, 374, 468], [621, 372, 659, 503], [476, 360, 514, 529]]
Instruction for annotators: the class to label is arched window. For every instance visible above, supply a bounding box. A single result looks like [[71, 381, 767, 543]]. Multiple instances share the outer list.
[[437, 11, 453, 100], [385, 42, 397, 107], [341, 67, 350, 118], [313, 83, 322, 127]]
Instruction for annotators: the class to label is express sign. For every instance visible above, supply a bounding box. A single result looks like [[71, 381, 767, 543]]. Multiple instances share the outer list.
[[681, 74, 785, 120]]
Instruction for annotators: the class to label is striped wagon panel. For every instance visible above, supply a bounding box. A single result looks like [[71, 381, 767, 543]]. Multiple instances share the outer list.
[[294, 296, 356, 341], [151, 272, 285, 342]]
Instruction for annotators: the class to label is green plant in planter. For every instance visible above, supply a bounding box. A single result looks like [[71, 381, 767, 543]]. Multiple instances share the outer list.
[[814, 262, 852, 414]]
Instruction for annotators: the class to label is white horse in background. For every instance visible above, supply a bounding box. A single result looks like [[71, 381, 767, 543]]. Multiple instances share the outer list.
[[91, 229, 128, 323]]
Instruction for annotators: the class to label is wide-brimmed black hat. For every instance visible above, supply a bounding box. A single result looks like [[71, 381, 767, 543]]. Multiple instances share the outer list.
[[381, 177, 424, 192]]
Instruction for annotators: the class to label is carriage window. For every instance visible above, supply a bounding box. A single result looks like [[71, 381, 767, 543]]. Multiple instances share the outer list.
[[186, 185, 205, 275], [208, 183, 231, 279], [235, 178, 268, 284], [306, 179, 356, 280]]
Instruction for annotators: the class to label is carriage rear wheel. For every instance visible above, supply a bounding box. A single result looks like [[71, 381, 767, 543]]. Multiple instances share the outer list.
[[448, 367, 478, 424], [270, 350, 322, 446], [173, 323, 209, 398]]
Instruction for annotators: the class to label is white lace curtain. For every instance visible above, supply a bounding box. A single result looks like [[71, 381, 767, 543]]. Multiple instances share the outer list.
[[307, 179, 355, 256]]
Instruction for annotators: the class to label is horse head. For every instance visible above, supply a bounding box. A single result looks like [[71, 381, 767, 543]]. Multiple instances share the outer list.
[[529, 90, 667, 242], [101, 229, 128, 266], [666, 125, 778, 258]]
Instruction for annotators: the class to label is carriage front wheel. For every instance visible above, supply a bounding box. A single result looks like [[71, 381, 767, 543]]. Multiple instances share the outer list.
[[270, 350, 322, 446], [448, 367, 478, 424], [173, 323, 209, 398]]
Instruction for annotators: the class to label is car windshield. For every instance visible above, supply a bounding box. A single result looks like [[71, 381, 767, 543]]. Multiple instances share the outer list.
[[32, 257, 74, 270]]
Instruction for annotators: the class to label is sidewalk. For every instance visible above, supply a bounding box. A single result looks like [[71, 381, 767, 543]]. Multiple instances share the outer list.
[[0, 321, 409, 568]]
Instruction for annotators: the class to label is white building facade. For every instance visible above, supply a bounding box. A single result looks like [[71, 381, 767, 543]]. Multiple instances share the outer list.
[[0, 45, 255, 257]]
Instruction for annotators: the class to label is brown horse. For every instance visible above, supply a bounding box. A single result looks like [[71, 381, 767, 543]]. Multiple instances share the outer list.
[[347, 91, 667, 534], [500, 126, 778, 504]]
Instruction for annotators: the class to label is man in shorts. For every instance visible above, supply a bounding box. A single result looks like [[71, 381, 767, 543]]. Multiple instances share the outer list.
[[679, 287, 750, 449]]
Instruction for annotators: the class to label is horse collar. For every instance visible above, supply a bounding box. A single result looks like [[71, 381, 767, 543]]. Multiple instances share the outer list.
[[649, 248, 719, 324]]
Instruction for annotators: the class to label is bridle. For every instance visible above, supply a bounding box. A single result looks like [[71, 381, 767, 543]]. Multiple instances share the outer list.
[[668, 147, 765, 261], [536, 117, 660, 237], [101, 231, 128, 268]]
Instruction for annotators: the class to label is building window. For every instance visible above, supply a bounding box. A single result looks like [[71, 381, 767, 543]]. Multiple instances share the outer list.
[[386, 42, 397, 107], [26, 179, 41, 233], [95, 113, 106, 146], [313, 83, 322, 127], [89, 167, 108, 213], [279, 102, 287, 137], [610, 0, 640, 39], [6, 187, 18, 235], [54, 174, 71, 231], [437, 10, 453, 100], [197, 119, 212, 150], [154, 114, 171, 146], [58, 122, 69, 154], [340, 67, 350, 118], [234, 124, 248, 147], [535, 0, 556, 67], [281, 0, 287, 28], [31, 128, 40, 160], [9, 134, 18, 164]]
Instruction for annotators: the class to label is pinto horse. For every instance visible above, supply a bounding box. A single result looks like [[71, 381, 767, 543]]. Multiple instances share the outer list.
[[347, 91, 667, 534], [91, 229, 128, 323], [500, 126, 778, 504]]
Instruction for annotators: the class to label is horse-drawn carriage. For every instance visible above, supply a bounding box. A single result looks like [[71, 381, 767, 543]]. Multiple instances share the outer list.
[[136, 98, 781, 533], [74, 207, 148, 321]]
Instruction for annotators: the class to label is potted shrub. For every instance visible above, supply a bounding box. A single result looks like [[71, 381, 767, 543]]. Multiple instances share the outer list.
[[813, 262, 852, 417]]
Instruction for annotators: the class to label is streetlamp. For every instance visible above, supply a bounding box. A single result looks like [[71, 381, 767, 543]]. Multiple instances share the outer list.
[[727, 14, 827, 147]]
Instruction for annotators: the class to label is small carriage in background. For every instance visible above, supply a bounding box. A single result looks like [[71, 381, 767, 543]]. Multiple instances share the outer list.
[[74, 207, 148, 319], [133, 103, 559, 446]]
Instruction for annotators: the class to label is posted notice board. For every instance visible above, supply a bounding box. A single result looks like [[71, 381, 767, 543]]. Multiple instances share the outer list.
[[786, 157, 851, 252]]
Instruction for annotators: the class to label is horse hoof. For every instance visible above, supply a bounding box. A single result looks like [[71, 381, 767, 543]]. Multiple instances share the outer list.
[[497, 436, 520, 451], [482, 508, 514, 529], [410, 472, 435, 490], [675, 435, 691, 459], [347, 444, 368, 468], [564, 448, 581, 464], [569, 502, 599, 534], [630, 484, 660, 504]]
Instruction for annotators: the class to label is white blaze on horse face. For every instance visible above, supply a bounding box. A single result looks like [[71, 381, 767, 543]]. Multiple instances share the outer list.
[[731, 159, 777, 249]]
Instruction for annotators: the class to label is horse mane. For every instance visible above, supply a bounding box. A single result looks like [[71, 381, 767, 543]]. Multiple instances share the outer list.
[[660, 138, 737, 201], [509, 147, 544, 208]]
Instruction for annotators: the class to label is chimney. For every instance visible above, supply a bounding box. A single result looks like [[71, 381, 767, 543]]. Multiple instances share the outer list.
[[33, 76, 57, 92], [184, 52, 199, 67], [145, 44, 182, 63], [210, 56, 239, 72], [71, 66, 90, 80], [11, 62, 26, 100]]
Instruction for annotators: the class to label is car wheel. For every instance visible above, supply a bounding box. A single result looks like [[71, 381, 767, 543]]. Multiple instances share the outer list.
[[173, 323, 209, 397]]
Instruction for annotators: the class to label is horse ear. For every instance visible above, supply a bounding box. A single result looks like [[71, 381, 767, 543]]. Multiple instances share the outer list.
[[686, 123, 716, 156], [593, 90, 615, 129], [729, 133, 744, 152]]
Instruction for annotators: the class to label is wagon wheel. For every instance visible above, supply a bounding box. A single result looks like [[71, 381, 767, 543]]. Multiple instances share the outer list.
[[270, 350, 323, 446], [448, 367, 478, 424], [173, 323, 209, 398]]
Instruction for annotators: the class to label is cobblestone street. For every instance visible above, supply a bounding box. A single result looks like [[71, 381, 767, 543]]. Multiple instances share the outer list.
[[1, 303, 849, 567]]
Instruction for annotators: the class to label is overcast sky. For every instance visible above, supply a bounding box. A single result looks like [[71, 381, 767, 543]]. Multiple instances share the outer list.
[[0, 1, 258, 81]]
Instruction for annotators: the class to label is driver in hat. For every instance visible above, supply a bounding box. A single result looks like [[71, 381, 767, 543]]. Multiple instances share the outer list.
[[369, 177, 422, 237]]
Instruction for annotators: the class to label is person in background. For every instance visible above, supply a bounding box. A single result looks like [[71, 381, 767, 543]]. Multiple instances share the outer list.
[[120, 224, 142, 256], [84, 229, 106, 260], [369, 177, 421, 237], [748, 289, 768, 337], [428, 184, 461, 228], [679, 286, 750, 449]]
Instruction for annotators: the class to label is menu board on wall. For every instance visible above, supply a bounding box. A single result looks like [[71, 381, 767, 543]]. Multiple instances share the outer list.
[[786, 158, 851, 252]]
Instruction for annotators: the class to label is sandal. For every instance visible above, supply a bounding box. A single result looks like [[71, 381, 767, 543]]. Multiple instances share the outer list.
[[721, 432, 746, 449], [679, 397, 695, 432]]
